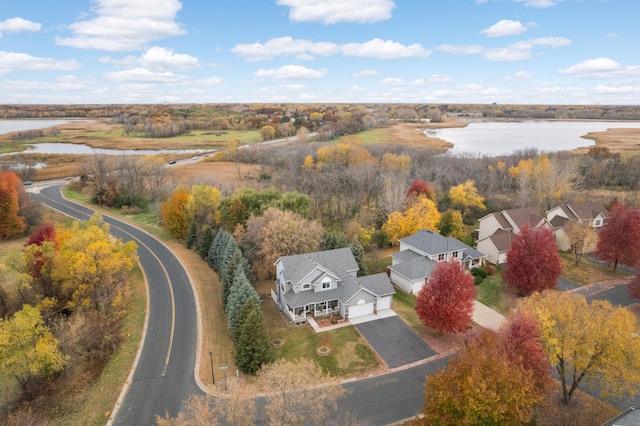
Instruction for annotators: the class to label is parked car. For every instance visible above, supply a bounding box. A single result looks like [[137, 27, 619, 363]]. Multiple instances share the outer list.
[[168, 160, 177, 164], [23, 181, 33, 186]]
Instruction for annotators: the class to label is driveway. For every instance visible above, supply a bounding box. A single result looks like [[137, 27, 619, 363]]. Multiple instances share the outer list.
[[354, 316, 436, 369]]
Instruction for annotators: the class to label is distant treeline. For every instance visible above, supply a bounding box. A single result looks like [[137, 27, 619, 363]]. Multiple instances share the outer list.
[[8, 127, 60, 140]]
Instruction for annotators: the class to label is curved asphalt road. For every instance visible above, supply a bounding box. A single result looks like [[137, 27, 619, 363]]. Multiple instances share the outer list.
[[32, 185, 202, 425]]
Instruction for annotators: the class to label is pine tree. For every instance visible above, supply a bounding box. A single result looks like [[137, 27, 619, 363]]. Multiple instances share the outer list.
[[208, 229, 229, 269], [217, 236, 238, 274], [350, 241, 367, 276], [221, 249, 253, 307], [198, 227, 214, 260], [234, 300, 271, 375], [226, 272, 260, 332], [185, 220, 198, 250]]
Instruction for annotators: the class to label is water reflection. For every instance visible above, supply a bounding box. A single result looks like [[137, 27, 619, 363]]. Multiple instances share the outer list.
[[25, 142, 208, 156]]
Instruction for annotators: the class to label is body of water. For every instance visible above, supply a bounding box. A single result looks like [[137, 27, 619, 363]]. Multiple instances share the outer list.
[[0, 119, 78, 135], [25, 142, 205, 156], [425, 121, 640, 156]]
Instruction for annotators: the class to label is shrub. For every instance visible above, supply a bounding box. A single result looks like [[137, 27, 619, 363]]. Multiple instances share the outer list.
[[474, 275, 484, 285], [471, 267, 488, 279], [485, 264, 497, 276]]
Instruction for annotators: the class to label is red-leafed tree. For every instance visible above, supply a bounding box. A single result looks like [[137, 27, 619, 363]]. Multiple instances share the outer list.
[[415, 259, 475, 333], [499, 312, 551, 392], [23, 223, 58, 297], [503, 224, 561, 295], [25, 223, 57, 248], [0, 171, 26, 239], [596, 204, 640, 272], [407, 179, 436, 202], [629, 274, 640, 300]]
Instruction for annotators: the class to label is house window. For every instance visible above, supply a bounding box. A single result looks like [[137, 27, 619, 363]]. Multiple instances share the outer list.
[[452, 251, 458, 258], [322, 278, 331, 289], [594, 219, 602, 227], [438, 253, 445, 261], [302, 283, 311, 290]]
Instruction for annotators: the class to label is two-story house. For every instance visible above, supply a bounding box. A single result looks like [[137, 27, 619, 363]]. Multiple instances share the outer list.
[[388, 229, 485, 294], [476, 207, 550, 264], [272, 247, 395, 323], [546, 202, 608, 251]]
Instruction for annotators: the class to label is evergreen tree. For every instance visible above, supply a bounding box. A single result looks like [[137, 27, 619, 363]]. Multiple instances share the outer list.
[[208, 229, 229, 269], [199, 227, 214, 259], [221, 248, 253, 307], [320, 232, 348, 251], [226, 272, 260, 332], [350, 241, 367, 276], [234, 300, 271, 375], [217, 236, 238, 273], [185, 220, 198, 250]]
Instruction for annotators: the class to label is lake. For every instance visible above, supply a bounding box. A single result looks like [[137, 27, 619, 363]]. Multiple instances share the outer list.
[[424, 121, 640, 156], [0, 119, 205, 156]]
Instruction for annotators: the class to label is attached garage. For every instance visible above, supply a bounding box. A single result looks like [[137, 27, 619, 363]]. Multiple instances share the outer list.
[[377, 295, 392, 311], [348, 299, 375, 318]]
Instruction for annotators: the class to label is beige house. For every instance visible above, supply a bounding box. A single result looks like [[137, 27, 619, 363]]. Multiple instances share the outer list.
[[476, 207, 550, 264], [546, 203, 607, 252]]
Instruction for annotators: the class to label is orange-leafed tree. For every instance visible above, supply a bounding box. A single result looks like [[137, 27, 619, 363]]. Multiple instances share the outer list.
[[422, 330, 543, 425], [382, 195, 440, 245], [160, 185, 191, 239], [407, 179, 436, 202], [596, 204, 640, 272], [0, 171, 26, 239], [415, 259, 475, 333], [503, 224, 561, 295]]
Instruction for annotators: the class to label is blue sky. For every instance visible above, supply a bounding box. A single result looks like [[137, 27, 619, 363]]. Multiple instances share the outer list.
[[0, 0, 638, 104]]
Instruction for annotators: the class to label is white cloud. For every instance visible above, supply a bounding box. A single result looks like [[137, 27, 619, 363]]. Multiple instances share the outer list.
[[481, 20, 528, 37], [436, 44, 485, 55], [353, 69, 380, 76], [104, 67, 188, 83], [232, 37, 427, 61], [483, 47, 531, 61], [0, 17, 41, 36], [100, 46, 200, 70], [379, 74, 451, 86], [0, 51, 80, 75], [516, 0, 563, 7], [277, 0, 395, 24], [558, 58, 640, 79], [502, 70, 532, 81], [341, 38, 430, 59], [56, 0, 185, 51], [254, 65, 328, 80], [530, 37, 571, 47], [231, 37, 339, 62]]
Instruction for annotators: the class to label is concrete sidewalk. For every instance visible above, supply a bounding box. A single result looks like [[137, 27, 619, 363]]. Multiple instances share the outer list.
[[472, 300, 506, 331]]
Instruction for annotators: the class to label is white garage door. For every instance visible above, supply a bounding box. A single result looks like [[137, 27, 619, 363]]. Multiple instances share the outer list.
[[348, 299, 374, 318], [377, 296, 392, 311]]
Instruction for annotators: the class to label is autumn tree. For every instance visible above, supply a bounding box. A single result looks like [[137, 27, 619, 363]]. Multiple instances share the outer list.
[[160, 185, 191, 239], [415, 259, 475, 333], [186, 184, 221, 227], [422, 330, 543, 425], [407, 179, 436, 202], [156, 391, 256, 426], [438, 209, 466, 240], [382, 195, 441, 245], [448, 179, 485, 223], [596, 204, 640, 271], [258, 358, 346, 426], [0, 304, 68, 393], [242, 207, 323, 278], [0, 171, 26, 239], [629, 273, 640, 299], [564, 221, 598, 265], [519, 290, 640, 404], [516, 154, 582, 210], [503, 224, 561, 295]]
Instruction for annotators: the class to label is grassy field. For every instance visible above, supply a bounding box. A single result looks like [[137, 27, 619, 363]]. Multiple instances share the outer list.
[[559, 252, 631, 286], [352, 128, 395, 144]]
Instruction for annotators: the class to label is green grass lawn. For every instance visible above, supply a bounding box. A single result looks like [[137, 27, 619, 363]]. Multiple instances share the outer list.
[[351, 128, 394, 144], [475, 274, 513, 314], [262, 301, 379, 377], [391, 290, 428, 336]]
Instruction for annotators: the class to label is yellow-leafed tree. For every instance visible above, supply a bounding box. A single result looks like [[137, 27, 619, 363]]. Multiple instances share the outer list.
[[448, 179, 485, 223], [519, 290, 640, 404], [382, 195, 440, 245], [160, 185, 191, 239]]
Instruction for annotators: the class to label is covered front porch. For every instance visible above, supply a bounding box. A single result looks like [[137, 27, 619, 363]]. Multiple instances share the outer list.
[[283, 299, 340, 323]]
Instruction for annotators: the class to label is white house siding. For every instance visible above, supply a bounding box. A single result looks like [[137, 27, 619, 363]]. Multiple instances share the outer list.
[[554, 228, 571, 251], [478, 214, 503, 240], [389, 270, 411, 293], [377, 295, 392, 310], [477, 238, 500, 265], [411, 280, 425, 294]]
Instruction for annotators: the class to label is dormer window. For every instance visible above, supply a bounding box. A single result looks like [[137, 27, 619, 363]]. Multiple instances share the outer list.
[[452, 251, 458, 258], [302, 283, 311, 290], [594, 219, 603, 227], [321, 277, 331, 290], [438, 253, 445, 261]]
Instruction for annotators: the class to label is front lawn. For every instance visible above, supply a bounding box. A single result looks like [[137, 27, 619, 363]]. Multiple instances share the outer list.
[[261, 300, 380, 377], [559, 252, 632, 286], [475, 274, 515, 314]]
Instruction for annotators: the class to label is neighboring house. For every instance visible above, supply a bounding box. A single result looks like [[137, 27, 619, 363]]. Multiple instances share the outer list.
[[546, 203, 608, 251], [476, 207, 550, 265], [388, 229, 485, 294], [272, 247, 395, 323]]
